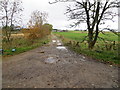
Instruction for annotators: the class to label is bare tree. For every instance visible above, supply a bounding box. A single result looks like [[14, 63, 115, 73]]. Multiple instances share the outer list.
[[26, 10, 49, 39], [10, 0, 23, 27], [0, 0, 23, 41], [49, 0, 120, 49], [28, 10, 48, 28], [0, 0, 9, 27]]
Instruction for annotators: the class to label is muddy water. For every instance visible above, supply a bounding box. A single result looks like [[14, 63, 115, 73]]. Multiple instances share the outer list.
[[52, 40, 56, 43], [45, 57, 57, 63], [57, 43, 62, 46], [56, 46, 67, 50]]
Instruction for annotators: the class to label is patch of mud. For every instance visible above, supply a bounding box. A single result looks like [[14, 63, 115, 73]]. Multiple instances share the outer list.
[[37, 51, 45, 53], [56, 46, 67, 50]]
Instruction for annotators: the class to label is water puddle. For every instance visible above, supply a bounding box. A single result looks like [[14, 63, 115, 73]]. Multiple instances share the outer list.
[[52, 40, 56, 43], [82, 56, 85, 59], [56, 46, 67, 50], [57, 43, 62, 46], [57, 40, 60, 43], [45, 57, 57, 63], [81, 59, 86, 61]]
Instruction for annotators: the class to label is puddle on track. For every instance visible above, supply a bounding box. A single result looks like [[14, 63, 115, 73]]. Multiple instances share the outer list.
[[57, 43, 62, 46], [81, 59, 86, 61], [45, 57, 57, 63], [52, 40, 56, 43], [56, 46, 67, 50], [57, 40, 60, 43]]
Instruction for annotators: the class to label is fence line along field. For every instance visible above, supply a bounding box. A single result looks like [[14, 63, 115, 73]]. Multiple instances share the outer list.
[[54, 31, 119, 65]]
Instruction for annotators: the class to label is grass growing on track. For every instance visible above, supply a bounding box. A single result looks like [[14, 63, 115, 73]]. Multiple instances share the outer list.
[[54, 31, 119, 65]]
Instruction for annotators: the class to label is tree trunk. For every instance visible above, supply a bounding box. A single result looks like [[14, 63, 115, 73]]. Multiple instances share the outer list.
[[88, 40, 97, 49], [88, 29, 94, 49], [88, 28, 98, 49]]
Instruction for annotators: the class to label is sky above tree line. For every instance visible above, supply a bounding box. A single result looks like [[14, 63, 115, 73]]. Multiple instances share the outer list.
[[19, 0, 118, 30]]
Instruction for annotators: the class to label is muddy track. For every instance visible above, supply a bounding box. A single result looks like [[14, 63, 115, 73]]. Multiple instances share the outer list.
[[2, 34, 119, 88]]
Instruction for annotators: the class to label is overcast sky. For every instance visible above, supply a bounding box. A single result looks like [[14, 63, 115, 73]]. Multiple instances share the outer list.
[[22, 0, 73, 29], [21, 0, 118, 30]]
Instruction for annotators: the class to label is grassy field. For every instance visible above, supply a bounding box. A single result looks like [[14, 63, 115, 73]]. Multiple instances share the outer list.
[[2, 32, 50, 56], [54, 31, 119, 65]]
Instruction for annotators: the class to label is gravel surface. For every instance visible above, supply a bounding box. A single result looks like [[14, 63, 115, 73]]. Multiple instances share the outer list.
[[2, 34, 119, 88]]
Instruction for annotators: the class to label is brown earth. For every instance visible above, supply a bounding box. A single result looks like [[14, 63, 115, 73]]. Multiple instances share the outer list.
[[2, 34, 119, 88]]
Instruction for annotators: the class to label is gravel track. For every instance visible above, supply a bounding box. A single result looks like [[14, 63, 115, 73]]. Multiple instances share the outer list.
[[2, 34, 119, 88]]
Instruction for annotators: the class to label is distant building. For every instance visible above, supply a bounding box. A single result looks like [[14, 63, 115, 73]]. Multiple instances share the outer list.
[[74, 29, 79, 31], [52, 29, 68, 32], [52, 29, 58, 32], [62, 30, 68, 32]]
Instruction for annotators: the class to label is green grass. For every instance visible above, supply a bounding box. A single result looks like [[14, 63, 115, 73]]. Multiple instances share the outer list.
[[2, 36, 50, 56], [54, 31, 119, 65], [54, 31, 88, 42], [54, 31, 118, 42]]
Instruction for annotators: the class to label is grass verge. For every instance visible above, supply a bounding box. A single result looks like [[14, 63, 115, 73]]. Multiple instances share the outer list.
[[54, 31, 119, 66], [2, 36, 50, 57]]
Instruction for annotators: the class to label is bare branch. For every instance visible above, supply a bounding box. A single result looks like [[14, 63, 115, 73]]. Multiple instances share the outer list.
[[103, 28, 119, 36], [80, 35, 88, 43], [97, 36, 106, 43]]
